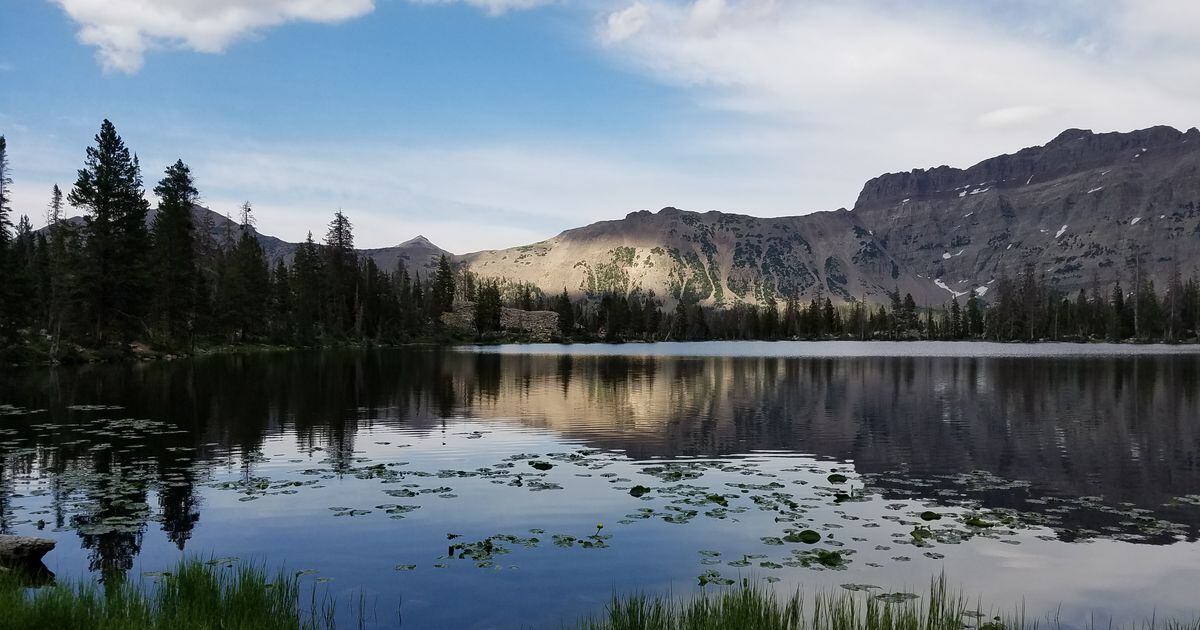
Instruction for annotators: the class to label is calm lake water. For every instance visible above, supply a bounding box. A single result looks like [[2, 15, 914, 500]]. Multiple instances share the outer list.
[[2, 342, 1200, 628]]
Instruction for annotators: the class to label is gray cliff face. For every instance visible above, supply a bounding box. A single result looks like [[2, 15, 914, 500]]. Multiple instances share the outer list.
[[853, 126, 1200, 301]]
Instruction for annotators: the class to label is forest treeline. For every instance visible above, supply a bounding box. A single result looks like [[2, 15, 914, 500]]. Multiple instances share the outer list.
[[1, 121, 1199, 363]]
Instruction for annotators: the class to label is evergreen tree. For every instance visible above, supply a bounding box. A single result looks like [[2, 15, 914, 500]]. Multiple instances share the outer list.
[[323, 210, 358, 335], [949, 297, 962, 339], [393, 262, 415, 335], [45, 184, 79, 352], [966, 290, 983, 338], [292, 232, 324, 345], [1135, 279, 1163, 340], [901, 293, 918, 335], [555, 288, 575, 335], [1073, 289, 1091, 339], [432, 254, 456, 314], [9, 216, 38, 332], [68, 120, 152, 344], [215, 204, 270, 341], [1165, 260, 1185, 341], [32, 232, 51, 331], [268, 260, 293, 342], [0, 137, 14, 341], [359, 258, 380, 339], [475, 282, 503, 333], [150, 160, 199, 347], [1108, 281, 1127, 340], [0, 136, 10, 244]]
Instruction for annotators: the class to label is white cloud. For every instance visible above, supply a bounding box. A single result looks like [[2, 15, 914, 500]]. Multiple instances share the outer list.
[[411, 0, 556, 17], [598, 0, 1200, 207], [181, 139, 790, 252], [20, 0, 1200, 254], [602, 2, 649, 43], [51, 0, 553, 73], [977, 106, 1054, 129], [52, 0, 376, 73]]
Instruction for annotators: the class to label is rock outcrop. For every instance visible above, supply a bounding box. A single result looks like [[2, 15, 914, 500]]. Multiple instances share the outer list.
[[0, 536, 55, 566], [500, 308, 559, 341], [441, 302, 559, 341]]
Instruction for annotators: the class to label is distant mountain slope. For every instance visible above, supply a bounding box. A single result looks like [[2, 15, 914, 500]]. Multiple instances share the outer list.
[[191, 208, 451, 274], [51, 205, 451, 275], [460, 125, 1200, 305], [853, 126, 1200, 300], [361, 235, 449, 277], [461, 207, 936, 305], [43, 125, 1200, 306]]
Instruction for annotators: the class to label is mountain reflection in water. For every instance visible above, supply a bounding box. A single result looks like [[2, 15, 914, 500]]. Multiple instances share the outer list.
[[1, 345, 1199, 628]]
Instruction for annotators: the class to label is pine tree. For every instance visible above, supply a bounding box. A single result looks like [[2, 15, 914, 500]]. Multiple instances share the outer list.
[[394, 262, 414, 335], [269, 260, 293, 343], [69, 120, 152, 344], [150, 160, 199, 348], [0, 137, 14, 342], [33, 232, 51, 330], [901, 293, 918, 336], [475, 282, 503, 333], [0, 136, 11, 246], [323, 210, 358, 335], [1165, 260, 1185, 341], [291, 232, 324, 345], [555, 288, 575, 335], [949, 297, 962, 339], [1108, 281, 1127, 341], [432, 254, 456, 314], [45, 184, 79, 353], [965, 290, 983, 338], [10, 216, 38, 332], [231, 205, 270, 340]]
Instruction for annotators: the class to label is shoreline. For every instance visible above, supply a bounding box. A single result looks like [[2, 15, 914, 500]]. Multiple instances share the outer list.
[[5, 335, 1200, 369]]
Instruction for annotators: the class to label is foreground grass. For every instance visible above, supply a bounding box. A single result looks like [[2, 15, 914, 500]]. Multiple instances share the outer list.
[[5, 563, 1199, 629], [0, 559, 334, 630], [577, 577, 1200, 630]]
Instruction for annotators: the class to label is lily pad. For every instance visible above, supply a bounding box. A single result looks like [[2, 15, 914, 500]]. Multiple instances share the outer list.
[[783, 530, 821, 544]]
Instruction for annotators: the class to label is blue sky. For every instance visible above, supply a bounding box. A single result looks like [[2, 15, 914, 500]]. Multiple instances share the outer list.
[[3, 1, 1200, 252]]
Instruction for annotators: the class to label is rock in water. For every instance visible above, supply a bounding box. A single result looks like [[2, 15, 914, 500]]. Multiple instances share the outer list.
[[0, 536, 56, 565]]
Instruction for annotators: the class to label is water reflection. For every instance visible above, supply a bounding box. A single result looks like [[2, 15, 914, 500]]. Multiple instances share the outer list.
[[0, 347, 1199, 620]]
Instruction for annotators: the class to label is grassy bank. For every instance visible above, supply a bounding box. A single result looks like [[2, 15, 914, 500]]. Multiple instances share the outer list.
[[0, 559, 334, 630], [577, 577, 1200, 630], [5, 563, 1199, 629]]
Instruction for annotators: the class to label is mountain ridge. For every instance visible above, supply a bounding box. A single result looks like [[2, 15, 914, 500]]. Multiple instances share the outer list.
[[43, 125, 1200, 306], [456, 125, 1200, 305]]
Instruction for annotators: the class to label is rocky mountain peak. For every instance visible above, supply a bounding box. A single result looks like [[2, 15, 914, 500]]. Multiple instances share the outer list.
[[854, 125, 1198, 209], [398, 235, 439, 249]]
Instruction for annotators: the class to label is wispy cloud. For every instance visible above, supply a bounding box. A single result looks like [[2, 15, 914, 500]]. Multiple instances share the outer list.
[[21, 0, 1200, 255], [182, 138, 789, 252], [597, 0, 1200, 206], [410, 0, 556, 17]]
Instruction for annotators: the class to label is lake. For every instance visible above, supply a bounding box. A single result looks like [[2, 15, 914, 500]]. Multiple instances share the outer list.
[[2, 342, 1200, 628]]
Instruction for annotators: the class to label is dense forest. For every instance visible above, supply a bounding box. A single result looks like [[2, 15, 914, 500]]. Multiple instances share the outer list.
[[1, 121, 1199, 363]]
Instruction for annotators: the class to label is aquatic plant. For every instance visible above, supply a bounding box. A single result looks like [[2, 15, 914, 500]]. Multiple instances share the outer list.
[[0, 558, 336, 630]]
